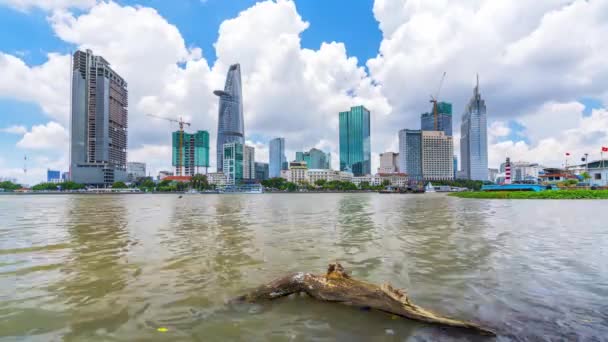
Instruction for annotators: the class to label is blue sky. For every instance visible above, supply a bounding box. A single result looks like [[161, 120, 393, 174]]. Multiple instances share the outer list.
[[1, 0, 607, 184]]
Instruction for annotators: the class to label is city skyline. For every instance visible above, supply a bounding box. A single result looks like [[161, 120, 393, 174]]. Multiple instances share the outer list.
[[1, 0, 607, 185]]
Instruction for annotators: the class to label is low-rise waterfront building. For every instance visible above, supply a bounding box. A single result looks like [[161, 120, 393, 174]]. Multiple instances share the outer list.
[[207, 172, 227, 186], [158, 170, 173, 180], [499, 161, 544, 183], [282, 161, 308, 184]]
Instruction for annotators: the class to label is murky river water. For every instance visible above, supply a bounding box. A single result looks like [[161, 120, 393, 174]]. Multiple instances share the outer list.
[[1, 193, 607, 341]]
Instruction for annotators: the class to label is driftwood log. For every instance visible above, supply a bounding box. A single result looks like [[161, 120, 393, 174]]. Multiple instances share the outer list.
[[234, 263, 495, 336]]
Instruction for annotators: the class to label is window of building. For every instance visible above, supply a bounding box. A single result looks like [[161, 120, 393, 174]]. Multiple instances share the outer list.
[[594, 173, 602, 180]]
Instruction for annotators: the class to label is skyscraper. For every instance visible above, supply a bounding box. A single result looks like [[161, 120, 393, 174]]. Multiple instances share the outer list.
[[378, 152, 399, 174], [243, 145, 255, 179], [422, 131, 453, 180], [223, 142, 243, 185], [254, 162, 269, 181], [421, 102, 452, 136], [214, 64, 244, 172], [339, 105, 371, 176], [70, 49, 128, 185], [172, 130, 209, 176], [295, 148, 331, 169], [269, 137, 286, 178], [460, 76, 488, 181], [399, 129, 423, 180]]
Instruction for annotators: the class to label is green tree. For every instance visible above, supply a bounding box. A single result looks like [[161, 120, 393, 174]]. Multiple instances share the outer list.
[[0, 181, 22, 191], [382, 179, 390, 187], [314, 179, 326, 187], [112, 181, 128, 189], [262, 177, 287, 190], [191, 174, 209, 190], [580, 172, 591, 182], [285, 182, 298, 192]]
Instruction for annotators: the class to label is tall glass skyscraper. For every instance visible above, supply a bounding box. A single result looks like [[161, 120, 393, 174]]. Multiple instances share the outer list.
[[172, 130, 209, 176], [421, 102, 452, 136], [269, 137, 286, 178], [295, 148, 331, 169], [214, 64, 244, 172], [339, 105, 371, 176], [460, 76, 488, 181], [70, 49, 128, 185], [398, 129, 423, 180], [223, 142, 243, 185]]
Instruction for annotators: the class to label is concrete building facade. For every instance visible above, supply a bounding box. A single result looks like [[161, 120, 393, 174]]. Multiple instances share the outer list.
[[422, 131, 454, 181], [378, 152, 399, 174], [70, 49, 128, 186], [243, 145, 255, 180], [223, 142, 243, 185]]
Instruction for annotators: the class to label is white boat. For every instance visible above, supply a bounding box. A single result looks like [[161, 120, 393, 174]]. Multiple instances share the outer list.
[[424, 182, 436, 193]]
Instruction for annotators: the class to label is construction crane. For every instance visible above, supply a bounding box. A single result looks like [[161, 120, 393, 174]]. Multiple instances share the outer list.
[[147, 114, 191, 176], [430, 72, 447, 131]]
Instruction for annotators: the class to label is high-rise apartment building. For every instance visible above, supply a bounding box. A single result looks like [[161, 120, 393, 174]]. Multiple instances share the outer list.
[[70, 49, 128, 185], [422, 131, 454, 180], [339, 105, 371, 176], [421, 102, 453, 136], [453, 155, 458, 179], [172, 130, 209, 176], [243, 145, 255, 179], [214, 64, 244, 172], [223, 142, 243, 185], [295, 148, 331, 169], [269, 137, 287, 178], [460, 76, 488, 180], [378, 152, 399, 174], [399, 129, 423, 180], [254, 162, 269, 181]]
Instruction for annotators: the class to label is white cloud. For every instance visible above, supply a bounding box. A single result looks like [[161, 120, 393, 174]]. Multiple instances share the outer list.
[[2, 0, 608, 179], [0, 0, 95, 11], [17, 121, 68, 150], [0, 52, 71, 125], [368, 0, 608, 131], [129, 144, 172, 177], [489, 104, 608, 168], [0, 125, 27, 134], [488, 121, 510, 140]]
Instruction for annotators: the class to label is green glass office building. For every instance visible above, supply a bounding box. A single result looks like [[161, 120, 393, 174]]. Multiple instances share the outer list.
[[172, 130, 209, 176], [223, 142, 243, 185], [295, 148, 331, 169], [339, 105, 371, 176]]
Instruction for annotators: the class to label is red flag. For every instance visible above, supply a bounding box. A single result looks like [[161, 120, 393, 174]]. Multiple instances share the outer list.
[[565, 152, 570, 156], [602, 147, 608, 152]]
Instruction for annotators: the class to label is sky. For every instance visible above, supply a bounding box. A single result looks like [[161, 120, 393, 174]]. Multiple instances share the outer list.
[[1, 0, 607, 185]]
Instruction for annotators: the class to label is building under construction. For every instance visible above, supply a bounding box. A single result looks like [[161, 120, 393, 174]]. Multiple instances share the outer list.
[[172, 130, 209, 176], [421, 102, 452, 136]]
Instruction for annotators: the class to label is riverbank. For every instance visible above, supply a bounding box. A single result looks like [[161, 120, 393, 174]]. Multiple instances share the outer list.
[[449, 189, 608, 199]]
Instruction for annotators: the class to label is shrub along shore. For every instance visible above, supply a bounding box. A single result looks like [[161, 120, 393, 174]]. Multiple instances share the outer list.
[[449, 189, 608, 199]]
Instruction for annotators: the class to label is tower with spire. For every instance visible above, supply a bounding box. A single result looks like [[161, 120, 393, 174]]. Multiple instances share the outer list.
[[460, 74, 488, 181]]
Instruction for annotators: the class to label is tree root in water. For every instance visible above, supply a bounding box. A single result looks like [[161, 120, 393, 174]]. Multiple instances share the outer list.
[[233, 263, 495, 336]]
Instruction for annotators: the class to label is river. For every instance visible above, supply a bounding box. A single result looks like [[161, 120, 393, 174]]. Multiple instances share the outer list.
[[1, 193, 607, 341]]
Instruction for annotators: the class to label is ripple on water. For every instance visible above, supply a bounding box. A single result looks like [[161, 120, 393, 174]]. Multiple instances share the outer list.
[[1, 194, 608, 340]]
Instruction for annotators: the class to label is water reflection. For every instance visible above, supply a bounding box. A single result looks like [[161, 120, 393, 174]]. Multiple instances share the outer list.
[[53, 195, 132, 339], [2, 194, 608, 340]]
